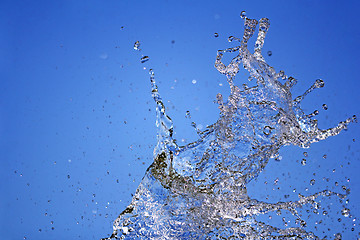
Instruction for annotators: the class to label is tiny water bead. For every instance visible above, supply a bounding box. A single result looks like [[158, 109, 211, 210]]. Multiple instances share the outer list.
[[140, 56, 149, 63], [322, 104, 328, 110], [240, 10, 246, 19], [301, 159, 307, 166], [342, 208, 350, 217], [279, 70, 286, 80], [267, 50, 272, 56], [310, 179, 316, 185], [214, 32, 219, 38], [133, 41, 141, 51], [314, 79, 325, 88]]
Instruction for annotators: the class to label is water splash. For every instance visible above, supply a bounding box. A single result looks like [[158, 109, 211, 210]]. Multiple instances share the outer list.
[[102, 13, 357, 239]]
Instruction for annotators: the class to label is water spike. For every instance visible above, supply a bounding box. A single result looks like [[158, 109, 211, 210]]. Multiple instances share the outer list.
[[309, 116, 356, 143], [293, 79, 324, 105], [254, 18, 270, 61], [214, 47, 242, 79], [149, 69, 176, 156], [242, 18, 258, 45]]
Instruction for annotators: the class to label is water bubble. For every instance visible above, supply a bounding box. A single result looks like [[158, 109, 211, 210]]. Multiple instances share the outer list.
[[303, 152, 308, 157], [192, 79, 197, 84], [322, 154, 327, 159], [214, 33, 219, 38], [310, 179, 315, 185], [240, 11, 247, 19], [140, 56, 149, 63], [322, 104, 328, 110], [263, 126, 272, 135], [185, 111, 191, 119], [267, 51, 272, 56], [134, 41, 141, 51]]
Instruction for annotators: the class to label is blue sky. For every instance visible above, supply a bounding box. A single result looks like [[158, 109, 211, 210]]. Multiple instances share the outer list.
[[1, 0, 359, 239]]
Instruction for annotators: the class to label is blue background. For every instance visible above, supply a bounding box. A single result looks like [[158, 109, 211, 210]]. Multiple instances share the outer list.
[[1, 0, 360, 239]]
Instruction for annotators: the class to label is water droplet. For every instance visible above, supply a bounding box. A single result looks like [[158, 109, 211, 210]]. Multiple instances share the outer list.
[[149, 68, 155, 76], [214, 33, 219, 38], [240, 11, 247, 19], [314, 79, 325, 88], [310, 179, 315, 185], [323, 154, 327, 159], [303, 152, 308, 157], [334, 233, 342, 240], [352, 114, 357, 122], [342, 208, 350, 217], [322, 104, 328, 110], [279, 70, 286, 80], [192, 79, 197, 84], [185, 111, 191, 119], [134, 41, 141, 51], [301, 159, 307, 166], [140, 56, 149, 63], [228, 36, 235, 42], [267, 51, 272, 56]]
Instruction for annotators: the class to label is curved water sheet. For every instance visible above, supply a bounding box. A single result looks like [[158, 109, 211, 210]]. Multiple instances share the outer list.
[[102, 14, 357, 239]]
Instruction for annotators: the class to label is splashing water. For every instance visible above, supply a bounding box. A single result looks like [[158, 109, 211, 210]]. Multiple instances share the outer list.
[[103, 14, 357, 239]]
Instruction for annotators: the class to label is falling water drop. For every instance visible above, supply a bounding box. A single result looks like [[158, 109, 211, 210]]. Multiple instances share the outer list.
[[301, 159, 307, 166], [140, 56, 149, 63], [134, 41, 141, 51], [314, 79, 325, 88], [240, 11, 247, 19]]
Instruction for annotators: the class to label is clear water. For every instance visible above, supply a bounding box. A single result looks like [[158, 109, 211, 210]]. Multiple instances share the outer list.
[[103, 14, 357, 239]]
